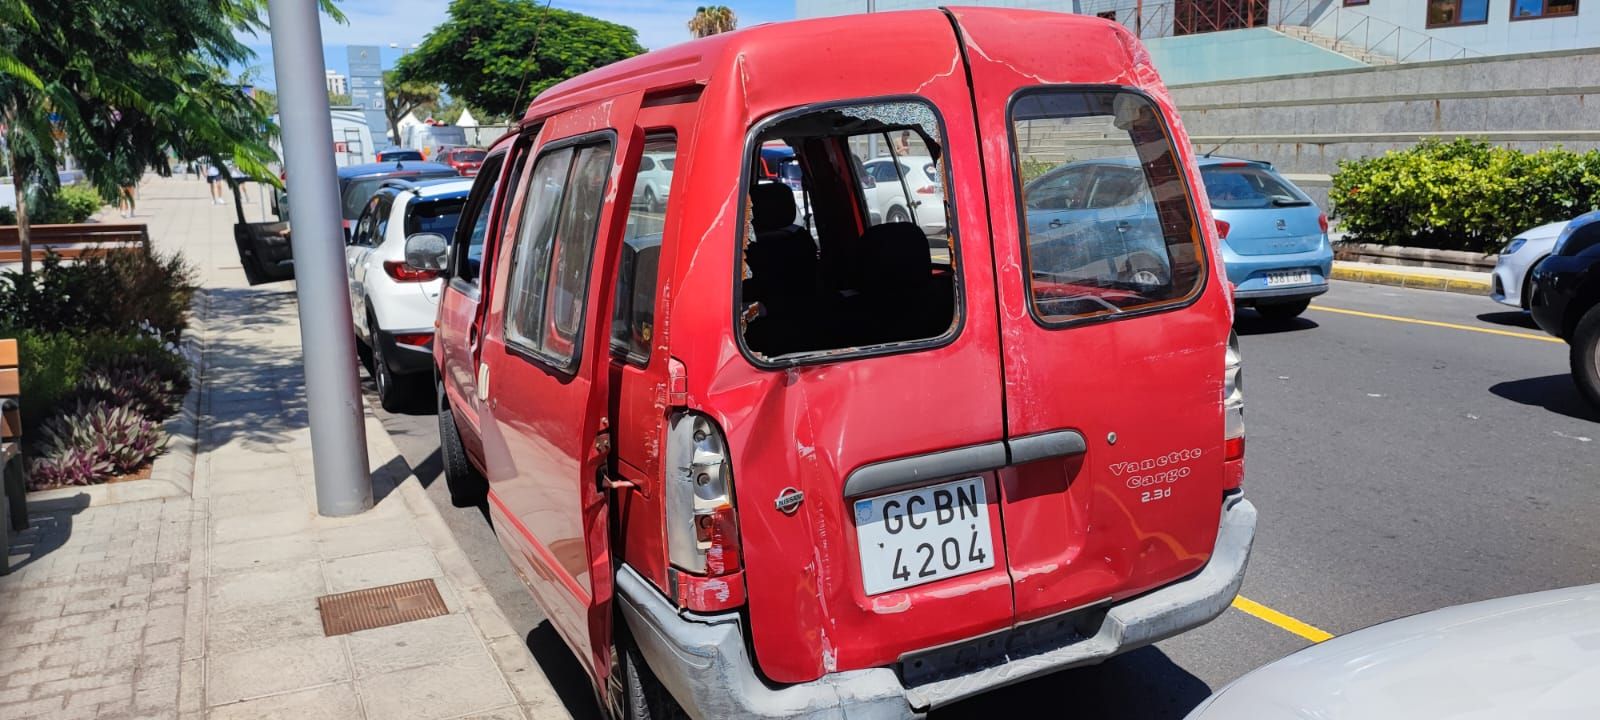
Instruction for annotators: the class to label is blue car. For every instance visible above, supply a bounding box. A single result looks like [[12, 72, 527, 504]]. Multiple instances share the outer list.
[[1022, 158, 1172, 290], [1199, 157, 1332, 321]]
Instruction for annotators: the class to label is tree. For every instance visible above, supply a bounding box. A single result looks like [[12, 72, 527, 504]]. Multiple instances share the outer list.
[[688, 6, 738, 38], [384, 71, 439, 145], [254, 88, 278, 117], [396, 0, 645, 118], [328, 92, 352, 106]]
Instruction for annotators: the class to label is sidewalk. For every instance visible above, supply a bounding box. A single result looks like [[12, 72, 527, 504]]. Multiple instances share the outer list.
[[0, 175, 566, 719], [1330, 260, 1492, 295]]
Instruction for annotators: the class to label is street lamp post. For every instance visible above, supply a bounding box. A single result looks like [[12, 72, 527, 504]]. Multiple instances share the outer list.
[[266, 0, 373, 517]]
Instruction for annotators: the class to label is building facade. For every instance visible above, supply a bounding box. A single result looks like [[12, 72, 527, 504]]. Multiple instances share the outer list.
[[324, 70, 348, 98]]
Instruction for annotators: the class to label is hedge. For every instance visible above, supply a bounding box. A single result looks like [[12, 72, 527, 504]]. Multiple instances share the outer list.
[[1330, 139, 1600, 253]]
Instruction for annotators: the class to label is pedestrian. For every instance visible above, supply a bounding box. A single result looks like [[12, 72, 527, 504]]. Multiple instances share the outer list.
[[893, 130, 912, 155], [118, 184, 137, 218], [206, 163, 226, 205]]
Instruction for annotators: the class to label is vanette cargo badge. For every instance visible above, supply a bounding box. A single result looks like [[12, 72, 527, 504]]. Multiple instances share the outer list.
[[774, 487, 805, 515]]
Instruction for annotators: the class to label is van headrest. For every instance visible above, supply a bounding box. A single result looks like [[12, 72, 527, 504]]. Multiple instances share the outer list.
[[862, 222, 931, 283], [750, 182, 797, 232]]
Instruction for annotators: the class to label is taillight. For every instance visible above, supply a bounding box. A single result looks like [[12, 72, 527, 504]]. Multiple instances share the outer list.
[[916, 185, 939, 195], [1223, 330, 1245, 489], [665, 412, 745, 612], [383, 260, 439, 282], [393, 332, 432, 348], [1215, 219, 1231, 240], [1318, 213, 1329, 234]]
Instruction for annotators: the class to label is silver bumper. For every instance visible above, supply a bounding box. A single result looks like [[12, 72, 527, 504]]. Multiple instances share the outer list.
[[617, 496, 1258, 719]]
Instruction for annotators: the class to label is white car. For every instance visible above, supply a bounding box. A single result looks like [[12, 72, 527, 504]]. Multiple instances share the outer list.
[[346, 177, 473, 410], [1492, 220, 1571, 309], [630, 151, 674, 212], [862, 154, 946, 236]]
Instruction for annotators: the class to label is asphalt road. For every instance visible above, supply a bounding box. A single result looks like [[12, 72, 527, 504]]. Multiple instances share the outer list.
[[366, 279, 1600, 719]]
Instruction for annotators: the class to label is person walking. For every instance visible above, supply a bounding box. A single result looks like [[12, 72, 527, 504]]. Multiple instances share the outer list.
[[206, 163, 226, 205], [118, 184, 137, 218]]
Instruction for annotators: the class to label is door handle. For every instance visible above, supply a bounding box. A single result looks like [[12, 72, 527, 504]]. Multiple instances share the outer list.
[[1007, 430, 1088, 465], [1048, 219, 1064, 229], [1115, 222, 1131, 232]]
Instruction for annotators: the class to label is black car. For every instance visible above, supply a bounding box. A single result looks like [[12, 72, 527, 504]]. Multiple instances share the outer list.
[[1528, 209, 1600, 407]]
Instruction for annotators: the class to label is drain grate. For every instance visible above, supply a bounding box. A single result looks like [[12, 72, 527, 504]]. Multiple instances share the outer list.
[[317, 579, 449, 636]]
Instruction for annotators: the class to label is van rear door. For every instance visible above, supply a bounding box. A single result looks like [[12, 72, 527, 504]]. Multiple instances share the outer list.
[[950, 8, 1235, 623]]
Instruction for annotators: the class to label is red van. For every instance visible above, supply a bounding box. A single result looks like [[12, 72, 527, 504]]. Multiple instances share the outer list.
[[424, 7, 1255, 718]]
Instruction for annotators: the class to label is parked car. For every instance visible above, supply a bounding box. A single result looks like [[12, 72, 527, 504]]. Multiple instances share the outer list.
[[375, 148, 424, 163], [1528, 210, 1600, 408], [335, 162, 458, 237], [1198, 157, 1333, 321], [862, 154, 946, 235], [1491, 220, 1570, 309], [425, 9, 1253, 720], [403, 123, 468, 161], [629, 150, 674, 211], [1022, 157, 1173, 291], [439, 146, 487, 177], [1184, 584, 1600, 719], [345, 177, 472, 410]]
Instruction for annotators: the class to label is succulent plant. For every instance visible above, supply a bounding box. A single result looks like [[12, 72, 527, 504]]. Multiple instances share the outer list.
[[26, 401, 167, 489], [59, 365, 183, 421]]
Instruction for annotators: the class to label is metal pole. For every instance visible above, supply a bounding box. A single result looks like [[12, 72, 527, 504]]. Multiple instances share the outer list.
[[266, 0, 372, 516]]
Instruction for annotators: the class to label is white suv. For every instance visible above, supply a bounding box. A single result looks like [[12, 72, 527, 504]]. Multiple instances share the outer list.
[[346, 178, 473, 410], [862, 154, 946, 236]]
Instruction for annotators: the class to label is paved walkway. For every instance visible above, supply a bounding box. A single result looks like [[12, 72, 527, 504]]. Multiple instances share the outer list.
[[0, 175, 565, 719]]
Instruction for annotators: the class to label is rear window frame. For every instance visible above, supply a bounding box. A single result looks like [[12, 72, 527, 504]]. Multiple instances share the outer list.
[[730, 94, 969, 371], [1004, 84, 1211, 332]]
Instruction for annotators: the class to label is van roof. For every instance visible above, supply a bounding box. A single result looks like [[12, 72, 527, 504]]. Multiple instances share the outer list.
[[521, 7, 1128, 125]]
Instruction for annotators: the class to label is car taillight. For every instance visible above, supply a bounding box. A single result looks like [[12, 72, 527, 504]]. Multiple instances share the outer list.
[[1215, 219, 1231, 240], [1223, 330, 1245, 489], [916, 185, 939, 195], [383, 260, 439, 282], [393, 332, 432, 348], [1318, 213, 1329, 234], [665, 412, 745, 612]]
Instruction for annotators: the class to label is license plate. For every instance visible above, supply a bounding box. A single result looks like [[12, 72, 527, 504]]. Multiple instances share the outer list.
[[853, 477, 995, 595], [1266, 269, 1312, 287]]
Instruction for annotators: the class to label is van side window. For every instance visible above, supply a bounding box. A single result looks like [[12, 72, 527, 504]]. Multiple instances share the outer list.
[[1010, 90, 1204, 325], [503, 139, 615, 369], [611, 134, 676, 365], [738, 101, 959, 363], [452, 151, 507, 285]]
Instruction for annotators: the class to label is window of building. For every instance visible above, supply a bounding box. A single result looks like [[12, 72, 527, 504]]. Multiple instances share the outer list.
[[1009, 90, 1205, 325], [1344, 0, 1370, 7], [1427, 0, 1490, 26], [1511, 0, 1578, 19], [503, 138, 615, 370], [611, 134, 676, 365], [738, 100, 959, 363]]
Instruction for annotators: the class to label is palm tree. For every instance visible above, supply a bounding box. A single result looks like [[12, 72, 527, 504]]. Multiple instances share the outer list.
[[687, 6, 738, 39]]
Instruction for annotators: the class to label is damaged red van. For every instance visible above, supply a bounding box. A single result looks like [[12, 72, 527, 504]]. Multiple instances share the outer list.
[[424, 7, 1256, 718]]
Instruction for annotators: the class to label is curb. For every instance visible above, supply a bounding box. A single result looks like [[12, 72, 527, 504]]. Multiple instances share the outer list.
[[26, 291, 207, 507], [1331, 265, 1492, 296]]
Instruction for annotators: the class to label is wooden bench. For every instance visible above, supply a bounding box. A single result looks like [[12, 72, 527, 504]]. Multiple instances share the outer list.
[[0, 339, 28, 575], [0, 223, 151, 263]]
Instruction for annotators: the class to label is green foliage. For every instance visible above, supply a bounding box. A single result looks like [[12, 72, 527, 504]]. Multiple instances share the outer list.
[[384, 70, 441, 144], [27, 184, 104, 224], [5, 329, 188, 437], [1331, 139, 1600, 252], [0, 206, 14, 225], [397, 0, 646, 117], [688, 6, 739, 38], [0, 250, 196, 340]]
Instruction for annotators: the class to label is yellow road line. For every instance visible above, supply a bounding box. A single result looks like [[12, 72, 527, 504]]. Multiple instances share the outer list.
[[1309, 304, 1563, 344], [1232, 596, 1335, 643]]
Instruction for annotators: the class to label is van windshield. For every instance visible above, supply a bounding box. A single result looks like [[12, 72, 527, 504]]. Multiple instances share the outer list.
[[1010, 90, 1204, 324]]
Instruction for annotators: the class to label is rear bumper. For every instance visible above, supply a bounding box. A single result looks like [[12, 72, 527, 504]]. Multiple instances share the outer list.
[[618, 495, 1258, 719], [1223, 242, 1332, 304], [375, 328, 435, 376]]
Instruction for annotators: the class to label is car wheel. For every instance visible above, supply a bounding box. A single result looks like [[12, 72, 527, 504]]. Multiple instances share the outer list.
[[643, 187, 661, 214], [1120, 252, 1169, 288], [1521, 259, 1545, 310], [369, 313, 408, 413], [887, 206, 911, 225], [1570, 303, 1600, 409], [618, 638, 687, 720], [437, 385, 488, 509], [1256, 299, 1311, 322]]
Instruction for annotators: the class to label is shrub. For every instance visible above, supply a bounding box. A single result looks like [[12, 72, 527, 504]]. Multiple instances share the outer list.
[[58, 365, 184, 422], [4, 329, 189, 436], [0, 249, 196, 340], [27, 184, 105, 224], [1331, 139, 1600, 252], [27, 401, 166, 489], [0, 206, 15, 225]]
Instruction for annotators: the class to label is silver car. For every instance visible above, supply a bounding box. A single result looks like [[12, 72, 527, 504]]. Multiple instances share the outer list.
[[1492, 220, 1571, 309], [1185, 584, 1600, 719]]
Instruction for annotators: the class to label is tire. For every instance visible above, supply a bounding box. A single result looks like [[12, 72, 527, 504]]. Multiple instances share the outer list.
[[1570, 302, 1600, 409], [1120, 252, 1169, 288], [619, 639, 687, 720], [369, 312, 408, 413], [437, 386, 488, 509], [1521, 259, 1545, 310], [1256, 299, 1311, 322], [643, 187, 661, 214], [886, 206, 911, 225]]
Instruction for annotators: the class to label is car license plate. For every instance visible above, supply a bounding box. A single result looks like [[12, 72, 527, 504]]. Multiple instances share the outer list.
[[1266, 269, 1312, 287], [853, 478, 994, 595]]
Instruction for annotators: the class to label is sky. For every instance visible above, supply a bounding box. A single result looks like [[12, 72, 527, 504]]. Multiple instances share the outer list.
[[239, 0, 795, 91]]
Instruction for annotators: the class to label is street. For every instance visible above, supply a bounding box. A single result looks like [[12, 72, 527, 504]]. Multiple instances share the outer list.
[[366, 279, 1600, 718]]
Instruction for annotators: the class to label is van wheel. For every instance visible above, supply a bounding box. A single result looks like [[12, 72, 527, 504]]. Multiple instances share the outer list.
[[437, 386, 488, 509], [1256, 299, 1310, 322], [620, 639, 687, 720], [887, 206, 910, 225], [1570, 303, 1600, 409]]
